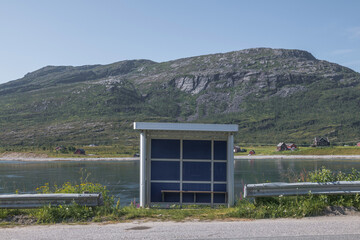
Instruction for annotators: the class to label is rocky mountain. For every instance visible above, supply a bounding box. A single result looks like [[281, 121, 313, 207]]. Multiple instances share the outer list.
[[1, 48, 359, 146]]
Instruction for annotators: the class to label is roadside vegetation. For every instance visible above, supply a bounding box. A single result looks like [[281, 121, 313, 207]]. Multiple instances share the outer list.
[[1, 167, 360, 226]]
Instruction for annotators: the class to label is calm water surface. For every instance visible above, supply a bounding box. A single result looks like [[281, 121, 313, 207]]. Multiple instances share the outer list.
[[1, 158, 360, 205]]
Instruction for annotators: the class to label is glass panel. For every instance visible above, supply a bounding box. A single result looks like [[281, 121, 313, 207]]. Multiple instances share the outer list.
[[151, 183, 179, 202], [183, 140, 211, 160], [151, 161, 180, 181], [214, 162, 227, 181], [214, 141, 227, 160], [183, 162, 211, 181], [151, 139, 180, 159]]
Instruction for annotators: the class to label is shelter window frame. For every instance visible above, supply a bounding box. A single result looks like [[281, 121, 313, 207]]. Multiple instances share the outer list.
[[148, 136, 228, 206], [134, 122, 237, 207]]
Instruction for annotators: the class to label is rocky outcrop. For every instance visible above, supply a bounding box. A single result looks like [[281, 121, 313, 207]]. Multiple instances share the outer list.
[[173, 75, 210, 94]]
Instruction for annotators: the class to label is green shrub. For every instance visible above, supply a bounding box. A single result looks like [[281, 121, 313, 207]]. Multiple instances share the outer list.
[[307, 166, 360, 182], [31, 169, 115, 222]]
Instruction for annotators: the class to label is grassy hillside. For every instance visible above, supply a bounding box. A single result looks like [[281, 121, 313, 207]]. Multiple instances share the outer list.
[[0, 48, 360, 147]]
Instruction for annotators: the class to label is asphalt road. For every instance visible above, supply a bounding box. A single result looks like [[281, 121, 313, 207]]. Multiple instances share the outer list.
[[1, 215, 360, 240]]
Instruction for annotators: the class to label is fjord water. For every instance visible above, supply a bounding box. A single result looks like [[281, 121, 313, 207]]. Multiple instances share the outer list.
[[1, 159, 360, 205]]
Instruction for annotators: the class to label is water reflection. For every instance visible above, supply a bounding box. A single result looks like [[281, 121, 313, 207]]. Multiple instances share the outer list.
[[0, 161, 139, 206], [1, 158, 360, 205]]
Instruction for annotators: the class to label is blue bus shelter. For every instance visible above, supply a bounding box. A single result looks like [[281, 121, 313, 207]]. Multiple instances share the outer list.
[[133, 122, 238, 207]]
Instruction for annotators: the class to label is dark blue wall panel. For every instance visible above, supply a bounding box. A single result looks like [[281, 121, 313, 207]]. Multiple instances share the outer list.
[[196, 193, 211, 203], [151, 139, 180, 159], [214, 141, 227, 160], [213, 194, 226, 203], [183, 140, 211, 159], [151, 183, 179, 202], [214, 162, 227, 181], [183, 193, 195, 203], [150, 138, 229, 204], [214, 184, 227, 203], [164, 192, 180, 202], [151, 161, 180, 180], [183, 162, 211, 181], [214, 184, 227, 192], [183, 183, 211, 191]]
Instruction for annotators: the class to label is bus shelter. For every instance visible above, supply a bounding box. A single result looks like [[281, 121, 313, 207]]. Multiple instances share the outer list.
[[133, 122, 238, 207]]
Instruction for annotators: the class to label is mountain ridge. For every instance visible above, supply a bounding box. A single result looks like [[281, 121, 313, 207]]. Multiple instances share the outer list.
[[1, 48, 359, 146]]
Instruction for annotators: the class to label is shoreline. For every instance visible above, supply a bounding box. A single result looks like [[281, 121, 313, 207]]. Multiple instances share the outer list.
[[235, 155, 360, 159], [1, 155, 360, 162], [0, 157, 139, 162]]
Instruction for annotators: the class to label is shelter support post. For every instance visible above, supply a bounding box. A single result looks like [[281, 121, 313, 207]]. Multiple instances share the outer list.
[[227, 134, 234, 207], [140, 130, 147, 207]]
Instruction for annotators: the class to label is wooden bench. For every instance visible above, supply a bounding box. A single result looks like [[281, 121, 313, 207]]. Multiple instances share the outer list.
[[161, 190, 227, 204]]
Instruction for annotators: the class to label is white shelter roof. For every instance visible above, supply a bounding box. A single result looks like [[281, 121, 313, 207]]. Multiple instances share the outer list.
[[133, 122, 238, 132]]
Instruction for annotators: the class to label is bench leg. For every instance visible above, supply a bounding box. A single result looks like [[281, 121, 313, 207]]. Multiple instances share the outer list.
[[211, 193, 214, 207]]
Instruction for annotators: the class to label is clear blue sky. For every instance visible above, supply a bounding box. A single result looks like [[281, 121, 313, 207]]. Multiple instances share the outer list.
[[0, 0, 359, 84]]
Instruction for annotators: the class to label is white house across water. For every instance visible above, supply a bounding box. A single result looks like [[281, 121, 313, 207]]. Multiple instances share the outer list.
[[133, 122, 238, 207]]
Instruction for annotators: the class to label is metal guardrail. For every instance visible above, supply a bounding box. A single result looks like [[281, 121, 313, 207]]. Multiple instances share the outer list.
[[244, 181, 360, 198], [0, 193, 103, 209]]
